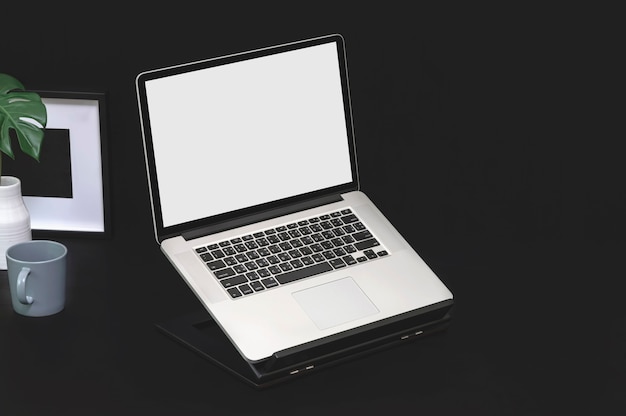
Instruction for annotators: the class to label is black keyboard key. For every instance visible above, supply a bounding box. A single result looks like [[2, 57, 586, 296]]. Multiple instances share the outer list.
[[341, 214, 359, 224], [195, 247, 208, 253], [354, 222, 366, 231], [331, 218, 344, 227], [310, 243, 323, 252], [275, 262, 333, 285], [310, 224, 323, 232], [244, 261, 258, 270], [206, 259, 226, 271], [330, 258, 346, 269], [352, 230, 373, 241], [261, 277, 279, 288], [354, 238, 380, 251], [239, 284, 253, 295], [321, 241, 334, 250], [290, 259, 304, 268], [342, 235, 355, 244], [268, 266, 282, 274], [200, 252, 214, 262], [235, 253, 248, 263], [311, 233, 324, 242], [220, 274, 248, 288], [250, 281, 265, 291], [224, 257, 237, 266], [331, 238, 344, 247], [312, 253, 325, 262], [227, 287, 242, 298], [364, 249, 378, 259], [269, 245, 281, 254], [215, 267, 236, 279], [311, 234, 325, 243], [342, 255, 357, 265], [246, 271, 259, 280]]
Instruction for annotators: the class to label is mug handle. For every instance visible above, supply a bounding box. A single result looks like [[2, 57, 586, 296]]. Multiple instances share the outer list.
[[17, 267, 34, 305]]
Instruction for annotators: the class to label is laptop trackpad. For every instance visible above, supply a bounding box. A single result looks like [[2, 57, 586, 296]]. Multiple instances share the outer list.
[[292, 277, 379, 330]]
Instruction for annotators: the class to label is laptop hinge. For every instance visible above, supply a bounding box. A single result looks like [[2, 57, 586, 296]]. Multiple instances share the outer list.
[[182, 194, 344, 241]]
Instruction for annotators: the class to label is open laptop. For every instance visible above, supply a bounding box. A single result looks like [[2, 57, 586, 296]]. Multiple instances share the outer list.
[[136, 34, 453, 384]]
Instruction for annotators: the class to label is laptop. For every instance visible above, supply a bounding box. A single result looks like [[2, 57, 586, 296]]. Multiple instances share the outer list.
[[135, 34, 454, 384]]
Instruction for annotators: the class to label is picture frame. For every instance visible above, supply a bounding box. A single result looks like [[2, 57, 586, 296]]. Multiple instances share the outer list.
[[5, 91, 111, 237]]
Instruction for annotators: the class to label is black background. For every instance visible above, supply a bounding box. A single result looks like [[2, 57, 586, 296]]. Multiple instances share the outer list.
[[1, 3, 624, 415]]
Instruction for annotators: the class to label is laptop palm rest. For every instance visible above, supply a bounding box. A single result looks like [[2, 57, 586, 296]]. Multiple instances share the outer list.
[[292, 277, 379, 330]]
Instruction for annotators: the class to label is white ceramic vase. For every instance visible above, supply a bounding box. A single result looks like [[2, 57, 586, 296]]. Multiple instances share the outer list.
[[0, 176, 32, 270]]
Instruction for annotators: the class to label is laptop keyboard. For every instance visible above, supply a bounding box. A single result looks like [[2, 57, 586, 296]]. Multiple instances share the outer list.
[[194, 209, 389, 299]]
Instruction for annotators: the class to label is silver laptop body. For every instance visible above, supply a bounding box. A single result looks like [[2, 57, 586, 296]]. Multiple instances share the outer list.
[[136, 34, 453, 364]]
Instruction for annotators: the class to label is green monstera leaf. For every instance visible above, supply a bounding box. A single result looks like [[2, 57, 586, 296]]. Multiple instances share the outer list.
[[0, 73, 47, 165]]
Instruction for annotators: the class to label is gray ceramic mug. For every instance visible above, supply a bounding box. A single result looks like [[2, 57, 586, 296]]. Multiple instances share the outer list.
[[6, 240, 67, 317]]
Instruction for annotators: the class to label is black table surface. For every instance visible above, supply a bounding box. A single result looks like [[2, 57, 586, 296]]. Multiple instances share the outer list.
[[1, 234, 624, 415]]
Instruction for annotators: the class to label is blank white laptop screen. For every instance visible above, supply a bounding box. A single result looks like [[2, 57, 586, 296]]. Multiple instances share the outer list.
[[144, 42, 354, 228]]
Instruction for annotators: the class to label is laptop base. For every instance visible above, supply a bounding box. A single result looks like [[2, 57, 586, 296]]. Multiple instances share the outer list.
[[155, 308, 452, 389]]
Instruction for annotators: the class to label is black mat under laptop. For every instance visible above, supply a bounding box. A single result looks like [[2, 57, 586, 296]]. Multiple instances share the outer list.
[[155, 300, 453, 389]]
